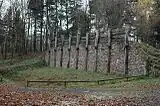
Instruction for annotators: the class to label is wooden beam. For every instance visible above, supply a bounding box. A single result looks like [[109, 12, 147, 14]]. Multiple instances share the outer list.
[[94, 30, 100, 72], [26, 76, 145, 87], [107, 28, 112, 73], [124, 25, 130, 75], [85, 33, 89, 71]]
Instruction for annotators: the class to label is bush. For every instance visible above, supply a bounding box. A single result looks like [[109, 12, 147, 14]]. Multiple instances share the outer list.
[[139, 43, 160, 77]]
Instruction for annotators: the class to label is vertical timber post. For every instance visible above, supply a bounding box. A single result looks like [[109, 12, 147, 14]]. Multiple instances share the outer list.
[[124, 25, 130, 76], [85, 33, 89, 71], [94, 30, 99, 72], [145, 57, 150, 77], [60, 37, 64, 67], [54, 33, 57, 67], [107, 28, 112, 73], [48, 49, 51, 66], [67, 34, 72, 68], [75, 29, 80, 69]]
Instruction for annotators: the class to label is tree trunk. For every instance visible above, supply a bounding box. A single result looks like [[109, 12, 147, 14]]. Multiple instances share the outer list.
[[34, 17, 37, 52], [40, 1, 44, 52], [28, 10, 31, 52], [45, 1, 49, 51]]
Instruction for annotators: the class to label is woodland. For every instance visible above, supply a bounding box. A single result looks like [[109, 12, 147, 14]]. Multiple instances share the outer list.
[[0, 0, 160, 105]]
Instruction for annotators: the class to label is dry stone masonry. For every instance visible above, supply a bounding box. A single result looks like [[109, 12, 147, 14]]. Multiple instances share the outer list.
[[45, 39, 145, 76]]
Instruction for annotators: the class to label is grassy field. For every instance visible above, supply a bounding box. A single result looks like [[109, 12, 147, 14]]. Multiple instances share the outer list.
[[96, 77, 160, 89], [0, 58, 160, 89], [2, 67, 119, 88]]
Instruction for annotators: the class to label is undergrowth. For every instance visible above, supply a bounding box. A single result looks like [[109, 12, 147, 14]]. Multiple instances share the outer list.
[[0, 58, 47, 83], [138, 43, 160, 77]]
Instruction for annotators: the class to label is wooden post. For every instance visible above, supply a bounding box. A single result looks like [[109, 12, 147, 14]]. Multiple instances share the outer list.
[[54, 34, 57, 67], [107, 28, 112, 73], [60, 36, 64, 67], [94, 30, 99, 72], [67, 34, 72, 68], [85, 33, 89, 71], [124, 25, 130, 75], [145, 57, 150, 77], [75, 30, 80, 69], [48, 49, 51, 66]]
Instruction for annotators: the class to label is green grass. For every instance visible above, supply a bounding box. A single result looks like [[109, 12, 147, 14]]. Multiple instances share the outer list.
[[1, 55, 160, 89], [1, 66, 160, 89], [0, 58, 46, 84], [10, 67, 117, 82], [0, 67, 120, 88], [96, 77, 160, 89]]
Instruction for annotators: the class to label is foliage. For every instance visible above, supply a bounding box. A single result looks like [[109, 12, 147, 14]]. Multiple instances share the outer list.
[[89, 0, 125, 28], [138, 43, 160, 77]]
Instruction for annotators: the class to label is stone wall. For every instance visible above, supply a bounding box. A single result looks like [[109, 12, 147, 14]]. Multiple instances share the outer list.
[[45, 42, 145, 76]]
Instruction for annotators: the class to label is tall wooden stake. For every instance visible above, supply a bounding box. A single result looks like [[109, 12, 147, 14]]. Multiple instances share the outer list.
[[54, 33, 57, 67], [94, 30, 99, 72], [124, 25, 130, 75], [107, 28, 112, 73], [75, 29, 80, 69], [67, 34, 72, 68], [60, 36, 64, 67], [85, 33, 89, 71]]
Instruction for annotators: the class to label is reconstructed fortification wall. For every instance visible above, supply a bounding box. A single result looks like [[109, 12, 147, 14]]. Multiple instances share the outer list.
[[45, 42, 145, 76]]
